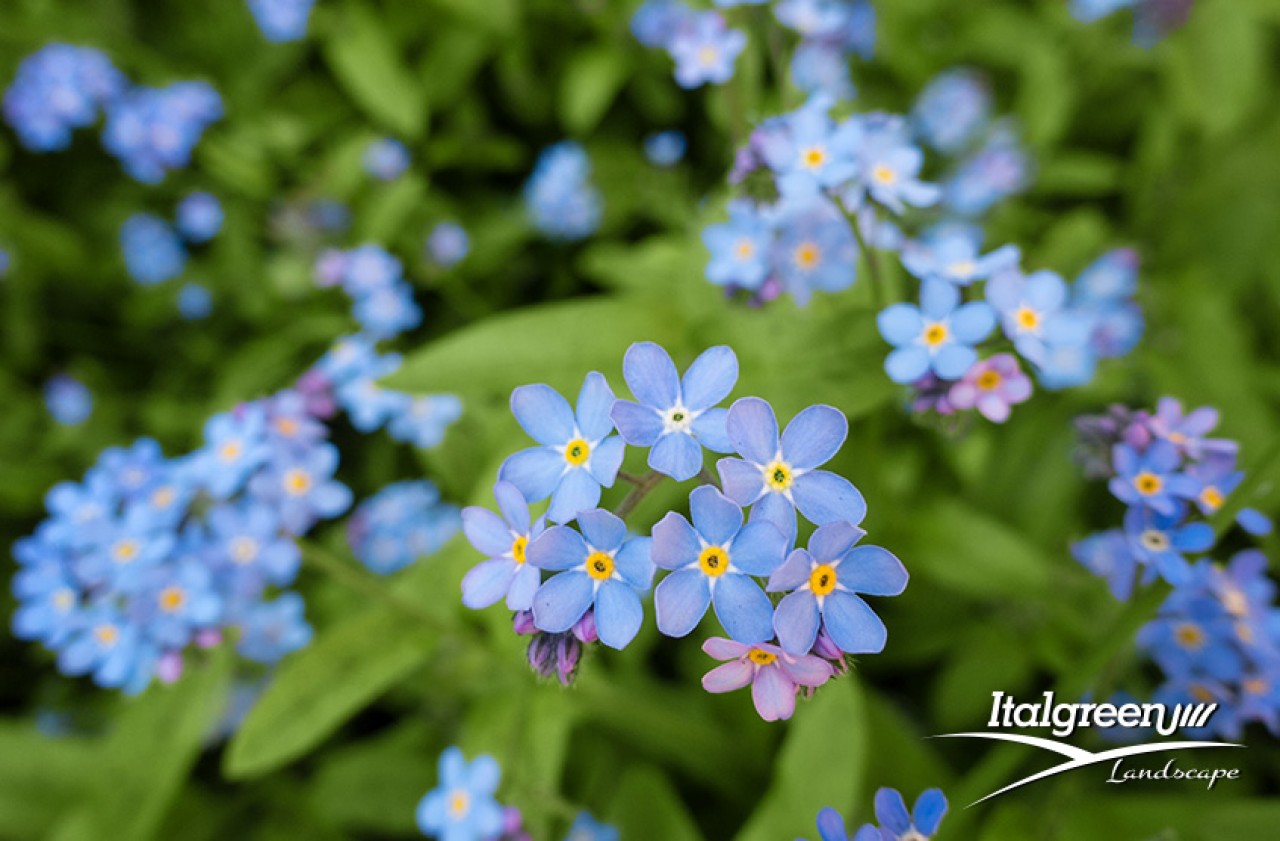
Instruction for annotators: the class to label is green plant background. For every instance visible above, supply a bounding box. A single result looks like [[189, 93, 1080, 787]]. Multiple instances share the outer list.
[[1, 0, 1278, 839]]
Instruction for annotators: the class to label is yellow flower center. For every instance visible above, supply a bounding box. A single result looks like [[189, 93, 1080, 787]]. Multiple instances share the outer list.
[[699, 546, 729, 578], [230, 537, 259, 564], [112, 539, 140, 564], [1134, 471, 1163, 496], [698, 46, 719, 66], [275, 417, 300, 437], [284, 468, 313, 496], [586, 551, 615, 581], [1200, 486, 1224, 511], [448, 790, 470, 819], [1221, 587, 1248, 617], [948, 259, 977, 278], [764, 460, 793, 492], [801, 146, 827, 169], [734, 238, 756, 260], [809, 564, 838, 597], [1190, 684, 1215, 704], [976, 370, 1002, 391], [53, 589, 74, 611], [748, 648, 777, 666], [93, 624, 119, 647], [1244, 677, 1268, 696], [1238, 622, 1254, 644], [151, 486, 176, 508], [219, 441, 243, 462], [872, 164, 897, 185], [159, 586, 186, 613], [923, 323, 949, 347], [512, 535, 528, 565], [1168, 431, 1188, 445], [794, 242, 821, 270], [1175, 623, 1205, 649], [564, 438, 590, 466], [1015, 306, 1040, 331]]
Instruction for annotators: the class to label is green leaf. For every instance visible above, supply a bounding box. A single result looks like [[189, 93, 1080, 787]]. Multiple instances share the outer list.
[[734, 678, 867, 841], [560, 45, 632, 134], [607, 765, 704, 841], [310, 721, 438, 834], [322, 0, 428, 138], [0, 724, 97, 840], [224, 608, 434, 779]]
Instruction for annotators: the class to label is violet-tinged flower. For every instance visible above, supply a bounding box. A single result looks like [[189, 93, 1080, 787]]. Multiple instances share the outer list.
[[652, 486, 787, 642], [610, 342, 737, 481], [717, 398, 866, 544], [1147, 397, 1238, 462], [669, 13, 746, 89], [912, 68, 992, 154], [1072, 529, 1139, 601], [461, 482, 546, 612], [877, 279, 996, 383], [946, 353, 1032, 423], [767, 521, 907, 655], [527, 509, 653, 649], [1123, 504, 1214, 586], [700, 637, 834, 722], [900, 227, 1019, 287], [499, 373, 624, 525]]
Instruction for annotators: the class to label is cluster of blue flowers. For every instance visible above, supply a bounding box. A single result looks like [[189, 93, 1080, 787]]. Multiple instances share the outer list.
[[11, 388, 353, 693], [120, 191, 223, 285], [247, 0, 316, 42], [314, 244, 424, 340], [808, 788, 948, 841], [460, 342, 907, 721], [44, 374, 94, 426], [363, 137, 411, 181], [4, 44, 221, 182], [347, 481, 461, 575], [523, 142, 603, 242], [417, 747, 617, 841], [1071, 0, 1195, 47]]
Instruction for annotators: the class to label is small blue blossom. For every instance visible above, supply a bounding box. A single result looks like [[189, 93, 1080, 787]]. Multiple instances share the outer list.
[[44, 374, 93, 425], [1147, 397, 1237, 462], [652, 486, 788, 642], [248, 442, 353, 535], [1108, 440, 1199, 516], [1123, 503, 1214, 586], [207, 503, 302, 589], [175, 191, 223, 243], [774, 0, 855, 39], [2, 44, 126, 152], [349, 481, 461, 575], [527, 509, 654, 649], [524, 142, 603, 242], [912, 68, 992, 153], [772, 195, 859, 305], [844, 116, 940, 215], [0, 247, 9, 278], [985, 268, 1069, 366], [499, 373, 624, 525], [192, 406, 271, 498], [137, 558, 223, 649], [353, 283, 423, 340], [363, 137, 411, 180], [760, 97, 861, 199], [426, 222, 469, 268], [248, 0, 316, 42], [120, 213, 187, 285], [56, 605, 154, 692], [177, 283, 214, 319], [12, 558, 80, 647], [790, 42, 856, 102], [644, 130, 687, 167], [1072, 528, 1140, 601], [416, 747, 504, 841], [631, 0, 693, 48], [387, 394, 464, 449], [717, 398, 867, 544], [669, 12, 747, 89], [564, 812, 619, 841], [102, 81, 223, 183], [462, 481, 546, 611], [236, 593, 313, 663], [610, 342, 737, 481], [877, 279, 996, 383], [943, 122, 1030, 216], [854, 788, 949, 841], [901, 226, 1019, 286], [702, 199, 773, 291], [768, 521, 907, 655]]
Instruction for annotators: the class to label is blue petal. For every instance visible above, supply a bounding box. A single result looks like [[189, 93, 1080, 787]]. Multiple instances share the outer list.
[[655, 569, 712, 637], [1172, 522, 1214, 553], [822, 591, 886, 653], [610, 400, 663, 447], [712, 574, 775, 644], [595, 580, 643, 649], [576, 372, 617, 441], [690, 485, 743, 545], [691, 408, 733, 452], [931, 343, 976, 380], [577, 508, 626, 552], [462, 507, 511, 556], [717, 457, 765, 506], [751, 491, 797, 549], [873, 788, 912, 835], [510, 384, 575, 445], [531, 571, 593, 633], [885, 346, 930, 383], [839, 545, 908, 596], [728, 520, 788, 576], [774, 589, 821, 654], [439, 745, 466, 784], [614, 536, 654, 590], [587, 436, 625, 486], [526, 526, 587, 571], [507, 563, 540, 611], [792, 470, 867, 526], [808, 521, 865, 563], [467, 754, 501, 794], [461, 558, 517, 609], [816, 808, 851, 841], [912, 789, 948, 835], [681, 345, 739, 410], [652, 512, 701, 570], [780, 404, 847, 470], [546, 469, 601, 524], [650, 431, 703, 481], [1026, 271, 1067, 311], [767, 548, 812, 593], [876, 304, 923, 346], [493, 481, 529, 532], [920, 278, 959, 320], [726, 397, 779, 464], [851, 826, 879, 841], [622, 342, 679, 409], [951, 302, 996, 343], [498, 447, 565, 502], [416, 790, 445, 833]]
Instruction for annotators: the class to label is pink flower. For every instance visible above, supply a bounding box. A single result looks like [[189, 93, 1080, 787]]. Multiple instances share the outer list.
[[947, 353, 1031, 423], [700, 637, 834, 721]]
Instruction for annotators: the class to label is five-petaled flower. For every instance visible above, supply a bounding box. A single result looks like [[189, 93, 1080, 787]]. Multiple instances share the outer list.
[[461, 481, 546, 612], [877, 279, 995, 383], [1108, 440, 1199, 516], [700, 637, 834, 722], [416, 747, 504, 841]]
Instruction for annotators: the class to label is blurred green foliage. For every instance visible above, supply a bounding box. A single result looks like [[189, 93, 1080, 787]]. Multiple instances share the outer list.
[[1, 0, 1279, 839]]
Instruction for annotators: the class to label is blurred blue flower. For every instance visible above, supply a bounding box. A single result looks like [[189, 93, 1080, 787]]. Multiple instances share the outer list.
[[524, 142, 603, 241], [1108, 440, 1198, 516], [564, 812, 619, 841], [175, 191, 223, 243], [943, 122, 1030, 216], [462, 481, 546, 611], [120, 213, 187, 285], [652, 486, 788, 642], [528, 509, 654, 649], [102, 81, 223, 183], [790, 42, 856, 102], [877, 279, 995, 382], [499, 373, 624, 524], [854, 788, 949, 841], [1123, 503, 1214, 585], [768, 521, 906, 655], [703, 199, 773, 291], [416, 747, 504, 841], [1147, 397, 1237, 462], [669, 12, 746, 89], [248, 442, 352, 535], [610, 342, 737, 481], [844, 116, 940, 214], [772, 195, 859, 305], [206, 503, 302, 588], [631, 0, 693, 48], [387, 394, 464, 449], [353, 283, 423, 340], [363, 137, 411, 180], [426, 222, 470, 267], [644, 130, 687, 166], [56, 605, 154, 692], [247, 0, 316, 42], [985, 268, 1069, 366], [44, 374, 93, 425], [901, 226, 1019, 286], [912, 68, 992, 154], [193, 406, 271, 498], [177, 283, 213, 319], [1072, 528, 1139, 601], [760, 97, 861, 199], [2, 44, 126, 152], [237, 593, 313, 663], [349, 480, 461, 575], [137, 558, 223, 649], [0, 247, 9, 278]]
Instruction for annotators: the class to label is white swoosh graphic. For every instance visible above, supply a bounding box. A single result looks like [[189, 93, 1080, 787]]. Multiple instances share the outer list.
[[932, 732, 1244, 805]]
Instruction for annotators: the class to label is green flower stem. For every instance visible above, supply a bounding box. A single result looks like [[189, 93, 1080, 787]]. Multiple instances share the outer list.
[[697, 466, 722, 490], [613, 469, 666, 519], [848, 212, 884, 310], [299, 540, 447, 632]]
